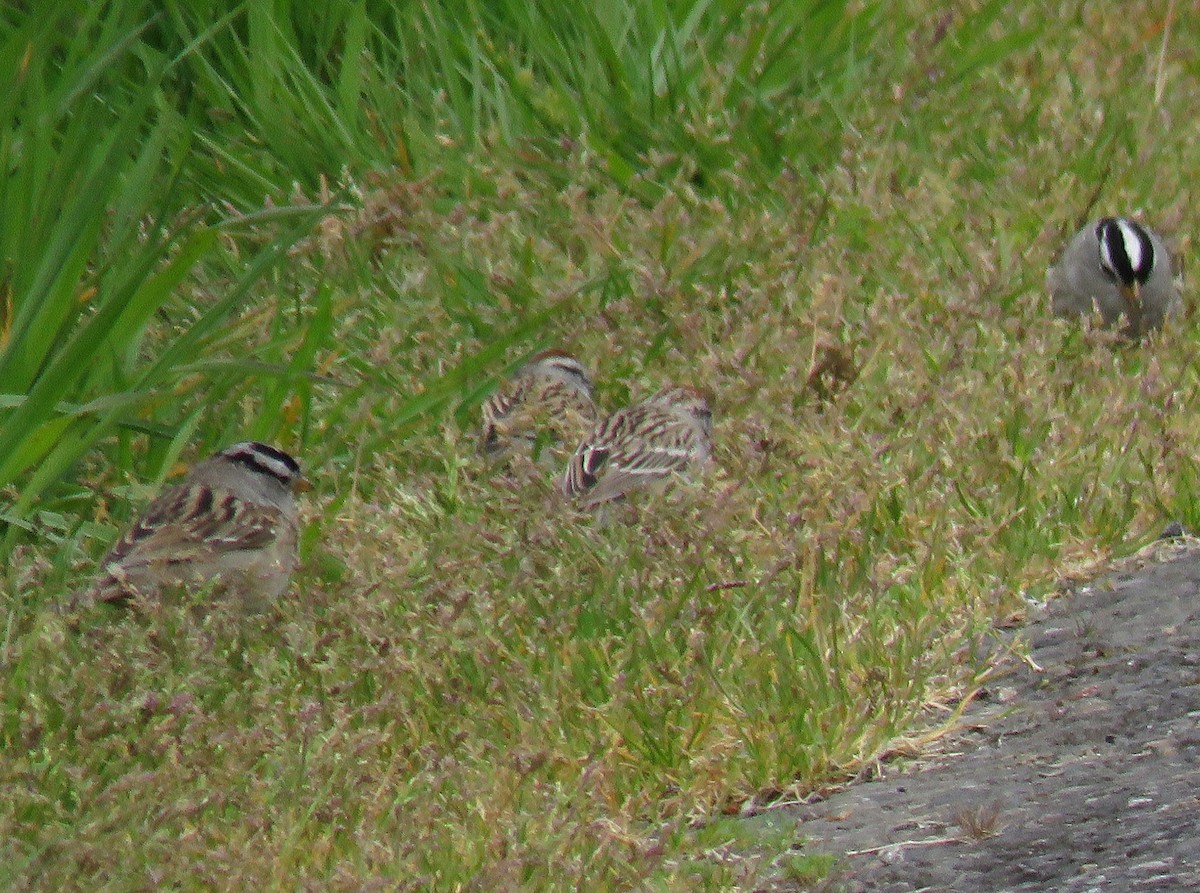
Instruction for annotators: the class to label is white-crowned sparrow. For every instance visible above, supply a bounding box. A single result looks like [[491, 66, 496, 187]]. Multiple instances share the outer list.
[[71, 441, 308, 612], [481, 349, 598, 462], [562, 385, 713, 508], [1047, 216, 1181, 336]]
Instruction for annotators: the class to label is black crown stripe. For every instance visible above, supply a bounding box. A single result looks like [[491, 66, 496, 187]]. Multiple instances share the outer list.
[[223, 442, 301, 484]]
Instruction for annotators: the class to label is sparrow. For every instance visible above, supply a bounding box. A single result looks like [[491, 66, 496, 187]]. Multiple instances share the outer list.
[[70, 441, 309, 612], [1047, 216, 1181, 336], [481, 349, 598, 462], [562, 385, 714, 508]]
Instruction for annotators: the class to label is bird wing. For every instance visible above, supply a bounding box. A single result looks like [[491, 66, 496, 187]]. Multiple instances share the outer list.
[[579, 439, 694, 507], [562, 440, 610, 496], [64, 482, 288, 610], [99, 482, 282, 572], [563, 402, 700, 506], [480, 375, 533, 456]]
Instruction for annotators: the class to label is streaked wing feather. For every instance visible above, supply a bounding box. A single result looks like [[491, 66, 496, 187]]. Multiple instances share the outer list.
[[485, 372, 595, 459], [480, 375, 534, 456], [562, 442, 608, 495], [562, 405, 637, 496], [101, 483, 281, 572], [610, 442, 694, 475], [566, 401, 702, 506], [580, 443, 692, 506], [482, 383, 523, 428]]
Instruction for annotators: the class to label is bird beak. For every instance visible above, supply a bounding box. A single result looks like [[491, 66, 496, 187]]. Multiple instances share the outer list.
[[1119, 281, 1141, 312], [294, 476, 314, 494]]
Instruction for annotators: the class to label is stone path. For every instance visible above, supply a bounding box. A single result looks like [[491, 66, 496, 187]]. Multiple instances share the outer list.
[[774, 543, 1200, 891]]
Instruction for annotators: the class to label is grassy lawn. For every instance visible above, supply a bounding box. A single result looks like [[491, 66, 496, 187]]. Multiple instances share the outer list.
[[3, 1, 1198, 889]]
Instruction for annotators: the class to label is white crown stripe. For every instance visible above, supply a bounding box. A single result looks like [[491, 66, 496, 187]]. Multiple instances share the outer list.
[[261, 454, 297, 476], [222, 442, 301, 484], [1115, 218, 1145, 272]]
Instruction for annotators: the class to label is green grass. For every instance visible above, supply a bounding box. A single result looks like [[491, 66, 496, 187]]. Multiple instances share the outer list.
[[0, 1, 335, 543], [3, 0, 1199, 890]]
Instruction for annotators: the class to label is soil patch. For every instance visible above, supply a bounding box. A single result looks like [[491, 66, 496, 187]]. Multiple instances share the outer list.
[[770, 542, 1200, 891]]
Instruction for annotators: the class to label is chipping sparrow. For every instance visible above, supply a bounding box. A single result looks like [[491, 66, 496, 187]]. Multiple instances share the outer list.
[[562, 385, 713, 508], [481, 349, 598, 462]]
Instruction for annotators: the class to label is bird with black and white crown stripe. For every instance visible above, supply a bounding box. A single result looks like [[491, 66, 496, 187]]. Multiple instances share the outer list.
[[69, 441, 309, 613], [1047, 216, 1181, 337]]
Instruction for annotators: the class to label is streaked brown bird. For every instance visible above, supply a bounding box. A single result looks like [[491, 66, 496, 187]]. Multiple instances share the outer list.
[[70, 441, 309, 613], [481, 349, 598, 463], [562, 385, 713, 508]]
